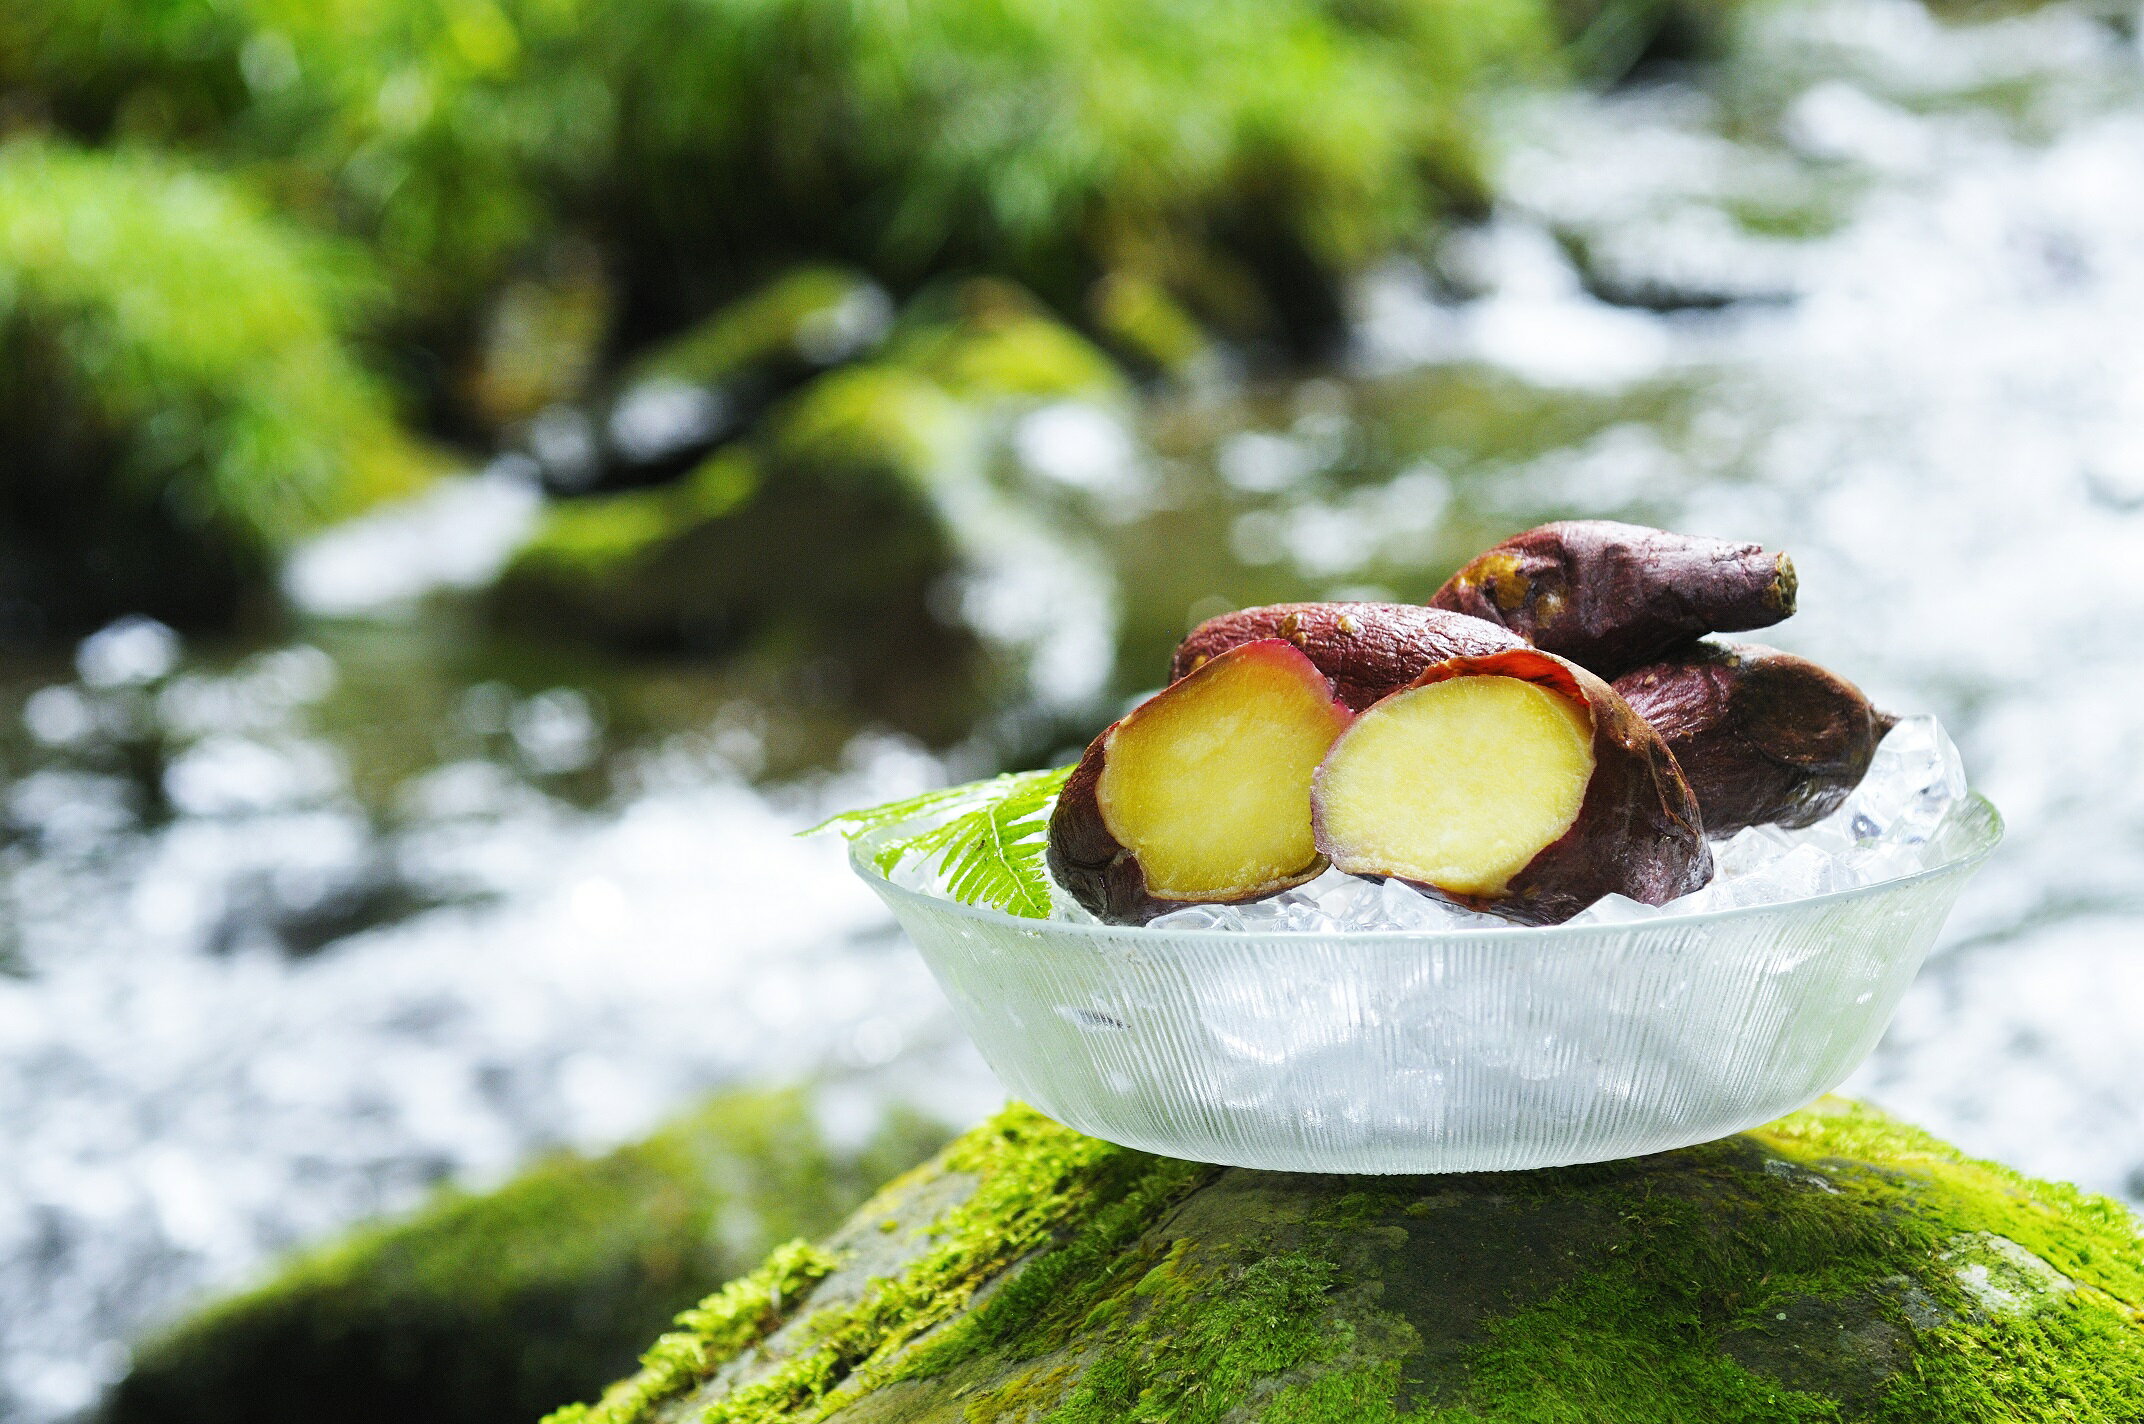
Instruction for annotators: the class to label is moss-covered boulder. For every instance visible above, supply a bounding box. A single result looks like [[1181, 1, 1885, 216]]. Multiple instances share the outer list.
[[545, 1099, 2144, 1424], [106, 1089, 949, 1424], [624, 269, 894, 394], [521, 267, 896, 491], [0, 139, 435, 639], [492, 280, 1123, 743]]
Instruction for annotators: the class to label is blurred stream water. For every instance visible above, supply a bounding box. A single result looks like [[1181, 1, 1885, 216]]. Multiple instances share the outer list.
[[5, 0, 2144, 1418]]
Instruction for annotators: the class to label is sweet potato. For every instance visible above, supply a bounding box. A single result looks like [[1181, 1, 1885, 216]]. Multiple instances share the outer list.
[[1171, 602, 1525, 712], [1612, 642, 1897, 837], [1049, 640, 1353, 924], [1311, 647, 1712, 924], [1429, 521, 1797, 676]]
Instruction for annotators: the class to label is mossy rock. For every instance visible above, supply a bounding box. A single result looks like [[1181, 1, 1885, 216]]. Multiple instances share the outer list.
[[0, 138, 436, 640], [106, 1088, 949, 1424], [545, 1098, 2144, 1424], [491, 283, 1123, 742], [491, 390, 994, 743], [887, 280, 1127, 404], [525, 268, 896, 484], [625, 268, 893, 393], [1088, 271, 1216, 380]]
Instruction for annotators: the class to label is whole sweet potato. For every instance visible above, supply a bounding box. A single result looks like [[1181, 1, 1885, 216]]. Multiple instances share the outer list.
[[1171, 602, 1524, 712], [1612, 642, 1896, 837], [1429, 521, 1796, 677]]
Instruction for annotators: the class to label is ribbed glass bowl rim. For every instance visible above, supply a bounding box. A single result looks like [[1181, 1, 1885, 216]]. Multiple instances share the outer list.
[[851, 791, 2002, 943]]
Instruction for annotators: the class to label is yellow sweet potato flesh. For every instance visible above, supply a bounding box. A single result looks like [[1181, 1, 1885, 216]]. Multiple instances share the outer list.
[[1315, 676, 1595, 896], [1096, 650, 1346, 900]]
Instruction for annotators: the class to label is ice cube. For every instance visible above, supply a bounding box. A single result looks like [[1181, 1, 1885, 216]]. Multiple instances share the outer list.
[[1376, 879, 1509, 931], [1711, 824, 1806, 879], [1839, 837, 1928, 889], [1048, 883, 1101, 925], [1314, 874, 1402, 931], [1833, 714, 1966, 847], [1148, 903, 1249, 932], [1570, 893, 1662, 926], [1229, 897, 1297, 929], [1711, 843, 1840, 908]]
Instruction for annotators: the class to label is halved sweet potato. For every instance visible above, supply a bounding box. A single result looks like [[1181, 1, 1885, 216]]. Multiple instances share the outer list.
[[1429, 521, 1796, 677], [1312, 647, 1712, 924], [1171, 602, 1524, 712], [1612, 642, 1897, 837], [1049, 640, 1354, 924]]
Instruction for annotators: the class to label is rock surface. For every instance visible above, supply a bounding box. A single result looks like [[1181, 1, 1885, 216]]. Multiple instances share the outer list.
[[106, 1089, 947, 1424], [546, 1098, 2144, 1424]]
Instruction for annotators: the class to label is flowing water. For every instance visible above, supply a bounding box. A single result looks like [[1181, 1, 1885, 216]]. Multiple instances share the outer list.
[[6, 1, 2144, 1417]]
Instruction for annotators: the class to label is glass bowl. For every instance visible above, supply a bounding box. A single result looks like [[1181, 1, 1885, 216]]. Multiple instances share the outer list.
[[854, 793, 2002, 1173]]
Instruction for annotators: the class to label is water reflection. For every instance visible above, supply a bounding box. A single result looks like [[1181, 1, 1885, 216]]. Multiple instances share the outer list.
[[0, 620, 991, 1421]]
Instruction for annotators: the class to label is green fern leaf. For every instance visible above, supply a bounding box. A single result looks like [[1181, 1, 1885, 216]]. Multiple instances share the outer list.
[[806, 766, 1074, 919]]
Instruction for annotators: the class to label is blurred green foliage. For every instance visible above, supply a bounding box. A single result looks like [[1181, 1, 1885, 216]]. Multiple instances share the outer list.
[[492, 279, 1122, 742], [0, 0, 1579, 640], [1, 0, 1558, 388], [0, 137, 435, 635], [104, 1086, 950, 1424]]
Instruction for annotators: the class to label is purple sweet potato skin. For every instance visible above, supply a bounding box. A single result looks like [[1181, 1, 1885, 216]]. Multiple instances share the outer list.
[[1171, 602, 1524, 712], [1046, 729, 1186, 925], [1428, 521, 1797, 677], [1313, 647, 1713, 925], [1612, 642, 1896, 837]]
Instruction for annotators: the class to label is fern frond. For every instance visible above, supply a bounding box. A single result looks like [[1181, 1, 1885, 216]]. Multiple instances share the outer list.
[[803, 780, 995, 845], [806, 766, 1074, 919]]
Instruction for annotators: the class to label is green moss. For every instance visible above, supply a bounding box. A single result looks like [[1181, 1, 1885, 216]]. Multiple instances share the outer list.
[[508, 451, 765, 580], [694, 1112, 1212, 1423], [108, 1087, 948, 1424], [627, 269, 889, 389], [1036, 1249, 1350, 1424], [1089, 272, 1212, 379], [1260, 1359, 1425, 1424], [550, 1098, 2144, 1424], [767, 368, 978, 487], [891, 1157, 1209, 1378], [546, 1106, 1213, 1424], [891, 283, 1126, 404], [1758, 1097, 2144, 1307], [1312, 1105, 2102, 1424], [0, 137, 436, 634], [1356, 1102, 2144, 1424], [545, 1242, 844, 1424]]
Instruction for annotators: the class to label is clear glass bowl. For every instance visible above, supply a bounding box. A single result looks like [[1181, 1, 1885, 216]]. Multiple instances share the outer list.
[[855, 793, 2002, 1173]]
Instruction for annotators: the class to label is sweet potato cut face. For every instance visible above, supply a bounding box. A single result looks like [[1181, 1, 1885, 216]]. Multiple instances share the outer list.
[[1172, 602, 1523, 712], [1429, 521, 1796, 677], [1312, 647, 1712, 924], [1048, 640, 1352, 923], [1314, 677, 1595, 896]]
